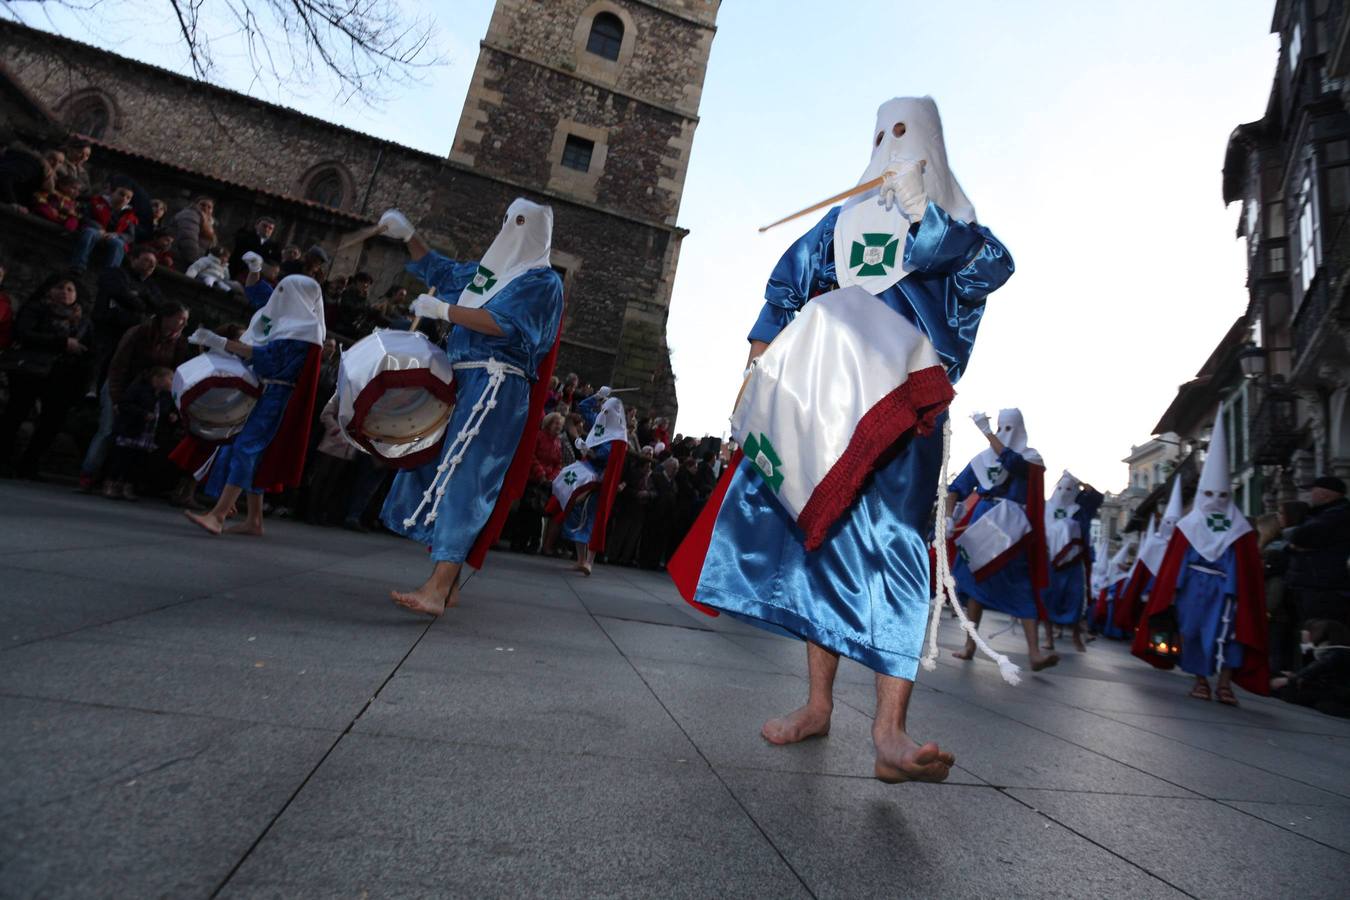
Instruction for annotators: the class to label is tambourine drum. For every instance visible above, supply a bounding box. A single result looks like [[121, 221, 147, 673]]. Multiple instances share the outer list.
[[337, 328, 456, 468], [955, 499, 1033, 581], [172, 352, 261, 442]]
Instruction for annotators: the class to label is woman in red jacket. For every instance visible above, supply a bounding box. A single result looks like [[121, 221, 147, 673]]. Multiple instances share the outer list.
[[509, 412, 564, 553]]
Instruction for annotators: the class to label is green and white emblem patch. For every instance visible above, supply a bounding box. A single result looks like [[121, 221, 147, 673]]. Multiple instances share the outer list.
[[1205, 512, 1232, 533], [1053, 508, 1068, 520], [743, 432, 785, 492], [564, 470, 578, 486], [466, 264, 498, 295], [259, 315, 273, 336], [985, 465, 1003, 484], [848, 232, 900, 277]]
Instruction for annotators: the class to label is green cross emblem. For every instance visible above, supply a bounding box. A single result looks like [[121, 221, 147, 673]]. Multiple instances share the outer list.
[[958, 546, 970, 564], [564, 470, 578, 486], [986, 465, 1003, 483], [1054, 508, 1068, 520], [1206, 512, 1232, 532], [466, 264, 497, 295], [743, 432, 785, 492], [848, 232, 900, 277], [259, 315, 273, 336], [594, 424, 605, 437]]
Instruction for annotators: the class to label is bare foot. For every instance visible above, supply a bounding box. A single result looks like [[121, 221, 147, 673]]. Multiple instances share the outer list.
[[761, 704, 832, 745], [184, 509, 223, 535], [1072, 633, 1088, 653], [445, 579, 462, 609], [951, 641, 975, 661], [226, 521, 263, 536], [1030, 652, 1060, 672], [1041, 641, 1056, 651], [390, 585, 447, 617], [873, 728, 955, 784]]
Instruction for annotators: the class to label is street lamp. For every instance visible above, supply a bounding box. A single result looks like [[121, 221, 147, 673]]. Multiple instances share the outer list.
[[1238, 341, 1266, 378]]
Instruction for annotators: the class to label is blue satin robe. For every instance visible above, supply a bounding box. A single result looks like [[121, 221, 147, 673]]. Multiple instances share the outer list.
[[1174, 544, 1245, 677], [562, 394, 610, 544], [205, 338, 311, 496], [1098, 582, 1128, 640], [1045, 487, 1105, 625], [381, 252, 562, 563], [692, 202, 1014, 680], [950, 447, 1040, 619]]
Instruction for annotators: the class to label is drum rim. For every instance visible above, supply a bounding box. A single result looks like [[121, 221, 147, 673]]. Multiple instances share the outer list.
[[348, 368, 457, 468], [179, 375, 262, 439]]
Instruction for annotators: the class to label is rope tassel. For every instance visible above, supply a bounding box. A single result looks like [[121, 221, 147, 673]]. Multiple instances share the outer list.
[[921, 417, 1022, 686]]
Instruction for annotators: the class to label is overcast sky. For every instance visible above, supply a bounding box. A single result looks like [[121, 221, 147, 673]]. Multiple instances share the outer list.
[[21, 0, 1280, 490]]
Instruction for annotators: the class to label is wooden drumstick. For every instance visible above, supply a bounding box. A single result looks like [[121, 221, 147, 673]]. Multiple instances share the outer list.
[[410, 286, 434, 332], [336, 222, 390, 251], [757, 160, 926, 234]]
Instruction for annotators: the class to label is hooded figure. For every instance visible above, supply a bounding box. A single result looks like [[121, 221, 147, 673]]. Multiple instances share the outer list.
[[1116, 475, 1185, 632], [1091, 538, 1137, 639], [1132, 408, 1269, 702], [550, 393, 630, 572], [1043, 470, 1105, 629], [669, 94, 1019, 735], [377, 200, 564, 612]]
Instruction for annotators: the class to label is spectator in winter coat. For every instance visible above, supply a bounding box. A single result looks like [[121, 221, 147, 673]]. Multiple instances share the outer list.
[[231, 217, 280, 279], [1271, 619, 1350, 718], [91, 247, 163, 384], [0, 144, 54, 211], [72, 185, 137, 271], [0, 274, 92, 478], [32, 174, 81, 231], [169, 196, 217, 269], [101, 366, 174, 501], [55, 140, 92, 197], [1287, 476, 1350, 626]]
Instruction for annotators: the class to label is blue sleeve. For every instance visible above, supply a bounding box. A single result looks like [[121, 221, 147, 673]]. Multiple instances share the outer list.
[[250, 339, 311, 381], [1076, 487, 1105, 527], [998, 446, 1028, 477], [905, 202, 1014, 305], [406, 251, 479, 298], [578, 394, 602, 431], [485, 270, 563, 377], [591, 442, 612, 467], [949, 464, 978, 499], [1223, 547, 1241, 598], [749, 209, 839, 344]]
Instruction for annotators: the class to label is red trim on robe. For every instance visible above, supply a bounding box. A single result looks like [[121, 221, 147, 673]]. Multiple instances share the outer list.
[[1052, 539, 1085, 569], [1091, 587, 1110, 626], [1115, 563, 1153, 633], [169, 434, 216, 476], [588, 440, 628, 554], [795, 365, 953, 551], [178, 375, 261, 437], [252, 344, 321, 494], [668, 449, 744, 616], [1129, 530, 1270, 695], [466, 307, 564, 570]]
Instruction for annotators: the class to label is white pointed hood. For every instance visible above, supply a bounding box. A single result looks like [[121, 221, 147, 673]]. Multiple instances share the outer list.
[[242, 273, 326, 347], [1089, 530, 1111, 594], [1137, 475, 1185, 575], [1177, 408, 1252, 562], [457, 197, 552, 309], [1106, 539, 1138, 589], [971, 408, 1041, 491], [585, 397, 626, 449], [834, 97, 975, 296], [1045, 470, 1083, 561]]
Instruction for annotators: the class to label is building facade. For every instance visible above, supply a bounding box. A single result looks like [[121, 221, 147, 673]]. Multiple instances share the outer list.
[[0, 0, 720, 418]]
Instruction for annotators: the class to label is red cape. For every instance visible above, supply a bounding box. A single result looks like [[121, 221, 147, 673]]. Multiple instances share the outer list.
[[1115, 562, 1153, 632], [465, 313, 563, 569], [668, 449, 742, 617], [252, 345, 322, 494], [588, 440, 628, 554], [169, 434, 216, 476], [1129, 530, 1270, 695]]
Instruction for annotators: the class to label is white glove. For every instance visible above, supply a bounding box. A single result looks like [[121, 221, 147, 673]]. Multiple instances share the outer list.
[[596, 386, 612, 399], [944, 515, 955, 535], [410, 293, 450, 321], [574, 437, 587, 451], [971, 412, 992, 435], [379, 209, 416, 242], [241, 251, 263, 273], [879, 158, 928, 222], [188, 327, 228, 351]]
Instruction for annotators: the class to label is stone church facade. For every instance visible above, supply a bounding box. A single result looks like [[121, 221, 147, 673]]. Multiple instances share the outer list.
[[0, 0, 719, 418]]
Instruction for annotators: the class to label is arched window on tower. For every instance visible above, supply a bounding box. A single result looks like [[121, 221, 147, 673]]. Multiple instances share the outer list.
[[586, 12, 624, 61], [62, 93, 114, 140], [302, 166, 348, 209]]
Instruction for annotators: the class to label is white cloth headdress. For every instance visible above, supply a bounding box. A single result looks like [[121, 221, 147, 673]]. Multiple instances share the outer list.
[[458, 198, 552, 309], [243, 274, 326, 347], [1106, 539, 1137, 589], [585, 397, 626, 449], [834, 97, 975, 296], [1137, 475, 1185, 575], [970, 408, 1041, 491], [1177, 407, 1252, 562], [1089, 530, 1111, 595], [1045, 470, 1082, 561]]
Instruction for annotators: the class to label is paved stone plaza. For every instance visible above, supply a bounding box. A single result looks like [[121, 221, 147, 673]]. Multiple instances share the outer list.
[[1, 480, 1348, 898]]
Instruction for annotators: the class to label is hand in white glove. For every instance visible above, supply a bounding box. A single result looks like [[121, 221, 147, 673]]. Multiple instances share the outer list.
[[378, 209, 416, 242], [188, 326, 228, 352], [971, 412, 992, 435], [879, 158, 928, 222], [241, 251, 263, 273], [574, 436, 587, 451], [410, 293, 450, 321], [596, 386, 612, 400]]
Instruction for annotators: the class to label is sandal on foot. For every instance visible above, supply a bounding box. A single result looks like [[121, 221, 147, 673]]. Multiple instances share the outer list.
[[1189, 682, 1212, 701], [1215, 684, 1239, 706]]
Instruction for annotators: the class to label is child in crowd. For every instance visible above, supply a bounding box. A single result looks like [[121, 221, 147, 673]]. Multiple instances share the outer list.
[[1271, 619, 1350, 718], [185, 245, 235, 291], [33, 174, 81, 231], [103, 366, 174, 501]]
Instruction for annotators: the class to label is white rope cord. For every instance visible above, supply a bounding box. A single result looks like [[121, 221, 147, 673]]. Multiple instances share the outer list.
[[402, 359, 519, 529], [1214, 595, 1235, 677], [921, 417, 1022, 685]]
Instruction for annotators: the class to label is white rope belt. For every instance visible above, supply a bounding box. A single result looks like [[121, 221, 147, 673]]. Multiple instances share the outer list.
[[921, 418, 1022, 685], [402, 358, 523, 529]]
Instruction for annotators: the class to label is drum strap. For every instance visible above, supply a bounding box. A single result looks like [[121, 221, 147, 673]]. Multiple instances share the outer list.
[[920, 418, 1023, 685], [403, 358, 522, 529]]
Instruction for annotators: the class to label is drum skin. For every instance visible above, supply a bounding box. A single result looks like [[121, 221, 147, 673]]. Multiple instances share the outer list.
[[172, 353, 262, 443], [336, 329, 456, 468]]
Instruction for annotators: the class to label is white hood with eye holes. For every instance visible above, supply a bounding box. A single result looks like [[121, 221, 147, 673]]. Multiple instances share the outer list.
[[834, 96, 976, 297], [457, 197, 553, 309], [1176, 407, 1252, 563]]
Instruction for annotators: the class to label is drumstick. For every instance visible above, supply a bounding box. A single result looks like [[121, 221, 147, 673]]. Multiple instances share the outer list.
[[757, 160, 926, 233], [335, 223, 390, 251], [410, 286, 434, 333]]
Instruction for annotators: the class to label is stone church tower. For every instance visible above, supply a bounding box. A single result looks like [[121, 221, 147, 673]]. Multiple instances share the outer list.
[[446, 0, 719, 415]]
